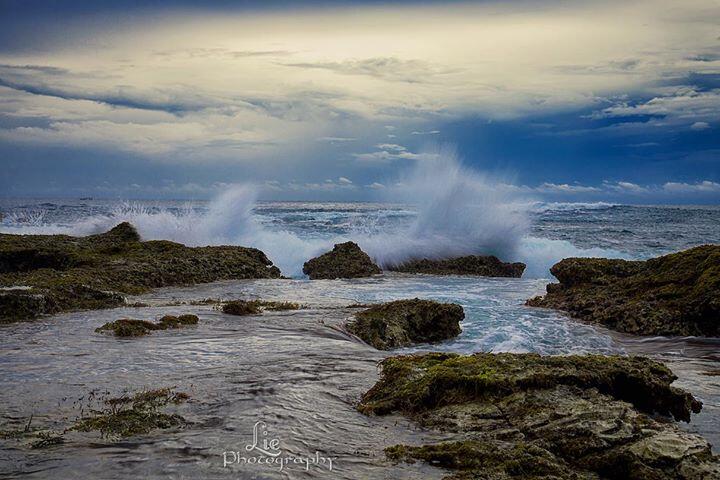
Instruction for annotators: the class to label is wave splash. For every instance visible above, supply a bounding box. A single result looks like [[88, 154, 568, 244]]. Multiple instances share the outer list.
[[0, 154, 626, 278]]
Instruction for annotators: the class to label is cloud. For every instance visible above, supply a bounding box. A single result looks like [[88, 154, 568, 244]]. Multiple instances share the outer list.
[[411, 130, 440, 135], [663, 180, 720, 193], [353, 144, 439, 162], [603, 180, 649, 193], [691, 121, 711, 130], [281, 57, 452, 83], [366, 182, 385, 189], [590, 88, 720, 130], [536, 183, 602, 194], [337, 176, 353, 185], [316, 136, 356, 143]]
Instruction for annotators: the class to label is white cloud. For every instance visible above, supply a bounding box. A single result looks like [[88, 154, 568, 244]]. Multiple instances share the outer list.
[[366, 182, 385, 189], [411, 130, 440, 135], [338, 176, 353, 185], [603, 180, 649, 193], [691, 121, 711, 130], [663, 180, 720, 193], [536, 183, 602, 194]]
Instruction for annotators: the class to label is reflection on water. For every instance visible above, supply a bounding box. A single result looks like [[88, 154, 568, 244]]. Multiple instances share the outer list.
[[1, 274, 719, 478]]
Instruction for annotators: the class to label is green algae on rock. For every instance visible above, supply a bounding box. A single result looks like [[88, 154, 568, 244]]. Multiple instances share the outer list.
[[96, 314, 199, 337], [388, 255, 526, 278], [526, 245, 720, 337], [0, 222, 281, 323], [346, 299, 464, 350], [302, 241, 381, 279], [72, 388, 189, 438], [361, 352, 719, 480]]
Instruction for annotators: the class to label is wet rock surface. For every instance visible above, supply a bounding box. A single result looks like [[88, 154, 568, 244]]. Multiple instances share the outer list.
[[346, 299, 464, 350], [95, 314, 199, 337], [389, 255, 526, 278], [360, 352, 720, 479], [0, 222, 281, 322], [303, 241, 381, 279], [221, 299, 302, 316], [526, 245, 720, 337]]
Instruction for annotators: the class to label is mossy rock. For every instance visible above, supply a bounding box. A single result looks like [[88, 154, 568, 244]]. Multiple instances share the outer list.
[[222, 300, 261, 316], [388, 255, 526, 278], [526, 245, 720, 336], [221, 299, 302, 316], [302, 241, 381, 279], [96, 314, 199, 337], [363, 352, 719, 480], [347, 299, 464, 350], [0, 222, 281, 323]]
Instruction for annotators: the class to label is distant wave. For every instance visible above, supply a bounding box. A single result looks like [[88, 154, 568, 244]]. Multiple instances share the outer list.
[[527, 201, 618, 213]]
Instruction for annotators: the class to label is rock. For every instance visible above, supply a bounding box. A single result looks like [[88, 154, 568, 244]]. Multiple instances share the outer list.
[[96, 314, 199, 337], [389, 255, 526, 277], [222, 300, 261, 316], [346, 299, 464, 350], [0, 288, 58, 321], [221, 299, 302, 316], [303, 242, 381, 279], [526, 245, 720, 336], [158, 314, 199, 328], [0, 223, 282, 322], [95, 319, 160, 337], [360, 352, 718, 479]]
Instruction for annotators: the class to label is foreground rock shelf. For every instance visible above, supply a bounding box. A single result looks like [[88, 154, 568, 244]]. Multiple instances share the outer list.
[[527, 245, 720, 337], [0, 222, 281, 322], [360, 352, 720, 479]]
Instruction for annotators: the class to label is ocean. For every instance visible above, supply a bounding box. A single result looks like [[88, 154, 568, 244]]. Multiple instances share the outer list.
[[1, 196, 720, 478]]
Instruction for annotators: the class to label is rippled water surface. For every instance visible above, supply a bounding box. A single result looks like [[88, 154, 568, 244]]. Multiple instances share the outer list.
[[2, 275, 719, 478], [1, 200, 719, 477]]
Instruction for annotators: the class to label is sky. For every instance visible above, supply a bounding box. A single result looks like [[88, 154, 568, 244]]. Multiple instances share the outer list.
[[0, 0, 719, 203]]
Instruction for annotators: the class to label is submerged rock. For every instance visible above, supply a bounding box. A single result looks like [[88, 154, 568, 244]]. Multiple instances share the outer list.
[[346, 299, 464, 350], [526, 245, 720, 336], [302, 241, 381, 279], [389, 255, 526, 278], [0, 222, 281, 323], [95, 314, 199, 337], [360, 352, 718, 479]]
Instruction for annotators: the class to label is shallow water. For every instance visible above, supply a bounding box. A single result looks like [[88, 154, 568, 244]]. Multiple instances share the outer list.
[[2, 274, 719, 478]]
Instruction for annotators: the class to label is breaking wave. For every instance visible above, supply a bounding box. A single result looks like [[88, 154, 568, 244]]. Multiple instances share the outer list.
[[0, 154, 627, 278]]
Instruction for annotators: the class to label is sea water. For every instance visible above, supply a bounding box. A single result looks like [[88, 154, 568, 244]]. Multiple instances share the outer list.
[[1, 196, 720, 478]]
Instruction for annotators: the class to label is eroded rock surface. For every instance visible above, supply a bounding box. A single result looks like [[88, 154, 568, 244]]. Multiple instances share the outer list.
[[389, 255, 525, 278], [0, 222, 281, 322], [346, 299, 464, 350], [302, 241, 381, 279], [360, 352, 718, 479], [527, 245, 720, 336]]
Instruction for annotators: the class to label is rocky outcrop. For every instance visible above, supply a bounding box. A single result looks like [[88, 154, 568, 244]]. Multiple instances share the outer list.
[[360, 352, 718, 479], [0, 222, 281, 322], [526, 245, 720, 336], [389, 255, 526, 277], [346, 299, 464, 350], [95, 314, 199, 337], [302, 241, 381, 280]]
